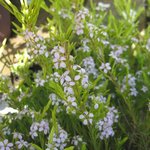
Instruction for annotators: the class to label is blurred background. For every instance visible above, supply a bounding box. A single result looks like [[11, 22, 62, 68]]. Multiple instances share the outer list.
[[0, 0, 147, 43], [0, 0, 149, 75]]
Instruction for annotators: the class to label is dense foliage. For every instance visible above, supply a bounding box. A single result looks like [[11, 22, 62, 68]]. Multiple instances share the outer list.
[[0, 0, 150, 149]]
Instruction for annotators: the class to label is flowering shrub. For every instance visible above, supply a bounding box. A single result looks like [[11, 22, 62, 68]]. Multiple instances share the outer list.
[[0, 0, 150, 149]]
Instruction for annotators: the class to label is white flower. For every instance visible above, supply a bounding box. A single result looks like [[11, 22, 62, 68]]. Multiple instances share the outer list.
[[65, 76, 72, 82], [79, 114, 84, 119], [60, 62, 66, 68], [29, 122, 39, 139], [94, 103, 99, 109], [141, 86, 148, 93], [0, 139, 13, 150], [38, 120, 49, 135], [71, 135, 83, 146], [51, 46, 67, 69], [96, 2, 110, 11], [82, 57, 98, 77], [79, 111, 94, 125], [16, 140, 28, 149], [109, 45, 127, 64], [76, 27, 84, 35], [130, 87, 138, 96], [64, 86, 74, 95], [72, 102, 77, 107], [74, 75, 81, 81], [83, 119, 88, 125], [96, 106, 118, 140], [50, 72, 61, 83], [81, 75, 89, 88], [49, 93, 63, 106], [89, 113, 94, 118], [128, 74, 136, 87], [24, 29, 48, 58], [47, 125, 68, 150], [35, 76, 46, 87], [45, 52, 49, 57], [13, 132, 22, 140], [99, 63, 111, 73], [99, 96, 106, 103], [75, 8, 89, 35]]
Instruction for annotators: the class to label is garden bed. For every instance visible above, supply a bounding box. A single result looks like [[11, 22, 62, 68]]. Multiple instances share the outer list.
[[0, 0, 150, 150]]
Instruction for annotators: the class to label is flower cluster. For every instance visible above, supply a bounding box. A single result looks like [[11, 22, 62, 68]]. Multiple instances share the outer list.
[[50, 46, 89, 114], [51, 46, 67, 69], [82, 56, 98, 78], [0, 0, 149, 149], [50, 72, 61, 83], [60, 71, 77, 114], [58, 9, 71, 19], [79, 111, 94, 125], [99, 62, 111, 74], [75, 8, 89, 35], [34, 71, 47, 87], [49, 93, 63, 106], [87, 23, 99, 38], [78, 38, 90, 52], [24, 30, 48, 59], [109, 45, 127, 64], [0, 139, 13, 150], [73, 65, 89, 89], [15, 140, 29, 150], [121, 74, 138, 96], [46, 125, 68, 150], [141, 85, 148, 93], [96, 2, 110, 11], [71, 135, 83, 149], [96, 106, 118, 139], [90, 95, 107, 110], [15, 106, 35, 120], [30, 120, 49, 139]]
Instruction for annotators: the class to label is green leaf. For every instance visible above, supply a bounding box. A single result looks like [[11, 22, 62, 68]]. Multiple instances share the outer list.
[[28, 0, 43, 27], [48, 126, 55, 144], [89, 74, 103, 90], [31, 143, 43, 150], [52, 106, 58, 131], [48, 107, 58, 144], [40, 100, 51, 119], [49, 81, 66, 100], [116, 137, 128, 150], [106, 95, 111, 105], [81, 143, 87, 150], [64, 146, 74, 150], [41, 1, 50, 13]]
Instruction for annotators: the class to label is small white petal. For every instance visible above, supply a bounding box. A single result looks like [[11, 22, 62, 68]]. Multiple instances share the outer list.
[[60, 62, 66, 68], [79, 115, 84, 119], [65, 76, 71, 81], [72, 102, 77, 107], [74, 75, 81, 81], [83, 119, 88, 125], [94, 104, 99, 109], [89, 113, 94, 118]]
